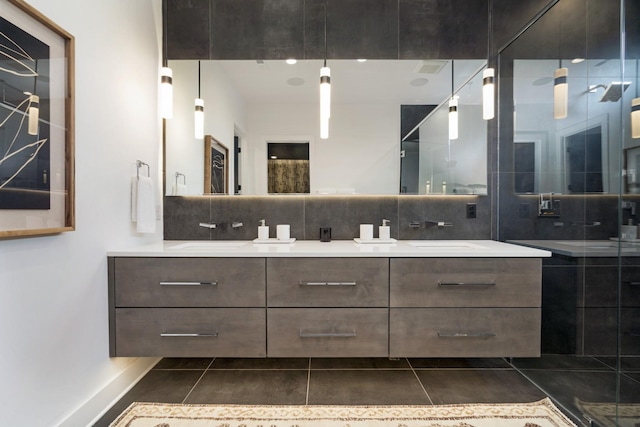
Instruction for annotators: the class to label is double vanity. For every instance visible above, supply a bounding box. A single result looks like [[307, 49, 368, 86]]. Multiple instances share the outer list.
[[107, 240, 550, 358]]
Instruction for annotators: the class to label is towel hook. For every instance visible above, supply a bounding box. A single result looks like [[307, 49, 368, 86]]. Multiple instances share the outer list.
[[136, 160, 150, 180]]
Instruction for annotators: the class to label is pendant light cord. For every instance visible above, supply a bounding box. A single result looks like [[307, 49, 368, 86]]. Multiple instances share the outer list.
[[323, 2, 327, 67], [162, 0, 168, 67], [487, 0, 493, 67], [198, 61, 201, 98]]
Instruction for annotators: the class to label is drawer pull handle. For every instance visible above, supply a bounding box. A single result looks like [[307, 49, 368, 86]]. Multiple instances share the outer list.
[[299, 330, 357, 338], [160, 332, 219, 337], [626, 281, 640, 286], [437, 332, 496, 338], [438, 282, 496, 287], [160, 281, 218, 286], [299, 281, 357, 286]]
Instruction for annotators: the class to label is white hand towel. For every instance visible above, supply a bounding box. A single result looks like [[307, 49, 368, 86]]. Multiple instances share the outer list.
[[134, 175, 156, 233], [131, 177, 138, 222], [172, 183, 188, 195]]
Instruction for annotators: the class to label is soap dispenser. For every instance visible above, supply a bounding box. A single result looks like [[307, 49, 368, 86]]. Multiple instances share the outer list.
[[379, 219, 391, 241], [258, 219, 269, 241]]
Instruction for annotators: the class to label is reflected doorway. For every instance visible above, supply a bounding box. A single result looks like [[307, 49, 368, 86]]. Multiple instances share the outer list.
[[267, 142, 310, 193], [565, 126, 603, 193]]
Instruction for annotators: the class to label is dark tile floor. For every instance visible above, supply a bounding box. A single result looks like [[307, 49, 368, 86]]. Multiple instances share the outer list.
[[93, 355, 640, 427]]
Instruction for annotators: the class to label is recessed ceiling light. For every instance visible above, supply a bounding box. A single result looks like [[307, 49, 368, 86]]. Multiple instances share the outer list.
[[410, 78, 429, 87], [571, 58, 585, 64], [356, 59, 367, 62], [285, 58, 297, 65], [287, 77, 305, 86]]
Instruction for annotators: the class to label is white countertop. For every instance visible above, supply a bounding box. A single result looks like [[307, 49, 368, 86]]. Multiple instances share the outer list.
[[107, 240, 551, 258]]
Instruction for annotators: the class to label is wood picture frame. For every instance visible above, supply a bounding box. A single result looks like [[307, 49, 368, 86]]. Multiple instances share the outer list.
[[0, 0, 75, 238], [204, 135, 228, 194]]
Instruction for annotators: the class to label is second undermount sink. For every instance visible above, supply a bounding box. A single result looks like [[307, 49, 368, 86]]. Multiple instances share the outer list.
[[168, 241, 248, 250], [406, 241, 487, 250]]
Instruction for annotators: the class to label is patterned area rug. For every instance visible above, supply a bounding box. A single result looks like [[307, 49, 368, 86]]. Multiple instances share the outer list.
[[110, 398, 577, 427], [575, 398, 640, 427]]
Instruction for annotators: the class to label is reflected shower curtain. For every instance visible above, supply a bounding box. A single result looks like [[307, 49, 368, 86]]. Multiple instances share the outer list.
[[268, 159, 310, 193]]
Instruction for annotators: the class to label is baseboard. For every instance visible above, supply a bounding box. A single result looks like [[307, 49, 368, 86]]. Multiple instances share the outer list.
[[56, 357, 161, 427]]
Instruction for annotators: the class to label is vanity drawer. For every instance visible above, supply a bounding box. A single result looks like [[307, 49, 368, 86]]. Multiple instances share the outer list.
[[267, 308, 388, 357], [115, 308, 266, 357], [267, 258, 388, 307], [389, 308, 540, 357], [114, 257, 265, 307], [390, 258, 541, 308]]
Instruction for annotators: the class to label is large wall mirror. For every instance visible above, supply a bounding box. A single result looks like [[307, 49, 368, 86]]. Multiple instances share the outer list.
[[164, 59, 488, 196]]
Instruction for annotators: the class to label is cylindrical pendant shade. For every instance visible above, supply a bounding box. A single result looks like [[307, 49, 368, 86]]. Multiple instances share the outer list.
[[482, 68, 495, 120], [633, 98, 640, 139], [448, 97, 458, 140], [320, 117, 329, 139], [160, 67, 173, 119], [554, 67, 568, 119], [28, 94, 39, 135], [320, 66, 331, 139], [194, 98, 204, 139]]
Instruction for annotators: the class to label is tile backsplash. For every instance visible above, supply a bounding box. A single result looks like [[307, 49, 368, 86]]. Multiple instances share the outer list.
[[163, 195, 491, 241]]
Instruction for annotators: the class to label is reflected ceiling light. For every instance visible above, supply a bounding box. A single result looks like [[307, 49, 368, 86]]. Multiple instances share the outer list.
[[286, 58, 297, 65], [319, 2, 330, 139], [160, 2, 173, 119], [571, 58, 585, 64], [482, 68, 495, 120], [357, 58, 367, 62], [448, 61, 458, 140], [28, 60, 39, 135], [28, 95, 39, 135], [449, 95, 459, 140], [633, 61, 640, 139], [194, 61, 204, 140], [632, 98, 640, 138], [482, 0, 494, 120], [553, 66, 568, 119]]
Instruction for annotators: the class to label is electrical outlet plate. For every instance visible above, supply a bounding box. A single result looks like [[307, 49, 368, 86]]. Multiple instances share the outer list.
[[466, 203, 476, 218]]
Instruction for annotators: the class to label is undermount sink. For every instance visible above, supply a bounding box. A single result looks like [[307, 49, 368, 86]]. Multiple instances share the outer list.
[[168, 241, 248, 250], [406, 241, 487, 250]]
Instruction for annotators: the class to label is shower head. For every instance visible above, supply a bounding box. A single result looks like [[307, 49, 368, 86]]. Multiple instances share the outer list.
[[599, 81, 631, 102]]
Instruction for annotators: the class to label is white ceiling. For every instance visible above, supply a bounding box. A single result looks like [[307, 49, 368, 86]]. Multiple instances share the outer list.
[[215, 59, 487, 106]]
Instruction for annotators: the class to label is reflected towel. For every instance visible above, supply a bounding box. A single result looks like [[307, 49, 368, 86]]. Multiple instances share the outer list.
[[131, 175, 156, 233], [172, 183, 188, 196]]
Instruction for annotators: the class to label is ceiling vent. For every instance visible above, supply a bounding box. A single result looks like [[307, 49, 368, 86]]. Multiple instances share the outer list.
[[413, 60, 448, 74]]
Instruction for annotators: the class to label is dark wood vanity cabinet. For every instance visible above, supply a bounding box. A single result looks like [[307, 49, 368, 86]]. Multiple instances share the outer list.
[[108, 257, 266, 357], [389, 258, 542, 358], [108, 256, 542, 358]]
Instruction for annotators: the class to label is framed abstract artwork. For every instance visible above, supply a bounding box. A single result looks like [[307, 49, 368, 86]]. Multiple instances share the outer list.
[[0, 0, 75, 238], [204, 135, 228, 194]]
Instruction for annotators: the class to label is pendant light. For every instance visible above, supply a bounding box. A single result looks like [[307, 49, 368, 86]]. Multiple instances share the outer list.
[[632, 60, 640, 139], [28, 59, 39, 135], [554, 61, 568, 119], [160, 1, 173, 119], [320, 1, 330, 139], [194, 61, 204, 139], [482, 0, 495, 120], [449, 61, 458, 140]]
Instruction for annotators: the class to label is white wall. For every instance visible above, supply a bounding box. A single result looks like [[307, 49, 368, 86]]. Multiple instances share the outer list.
[[0, 1, 163, 426], [245, 102, 399, 194]]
